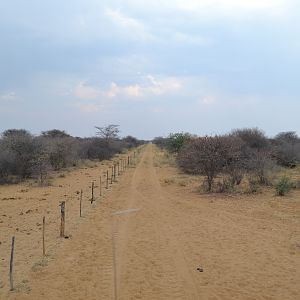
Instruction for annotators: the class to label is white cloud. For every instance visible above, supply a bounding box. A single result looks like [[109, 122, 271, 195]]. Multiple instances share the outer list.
[[146, 75, 182, 95], [105, 82, 120, 98], [73, 82, 101, 99], [73, 75, 182, 101], [124, 84, 142, 97], [105, 8, 142, 29], [176, 0, 287, 18], [105, 8, 153, 41], [123, 0, 288, 20], [177, 0, 282, 10]]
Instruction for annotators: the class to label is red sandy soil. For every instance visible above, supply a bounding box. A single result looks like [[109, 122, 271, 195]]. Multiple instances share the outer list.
[[1, 144, 300, 299]]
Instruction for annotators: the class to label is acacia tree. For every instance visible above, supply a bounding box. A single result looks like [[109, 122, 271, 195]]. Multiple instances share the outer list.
[[178, 135, 242, 191], [95, 125, 120, 146], [41, 129, 70, 138]]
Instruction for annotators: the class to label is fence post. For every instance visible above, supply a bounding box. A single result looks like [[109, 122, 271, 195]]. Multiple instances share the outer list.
[[9, 236, 15, 291], [106, 170, 109, 189], [111, 167, 113, 184], [99, 176, 102, 196], [42, 216, 46, 256], [59, 201, 65, 238], [80, 190, 83, 217], [91, 182, 94, 204]]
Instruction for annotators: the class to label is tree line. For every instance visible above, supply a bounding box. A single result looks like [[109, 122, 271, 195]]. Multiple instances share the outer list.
[[153, 129, 300, 194], [0, 125, 144, 184]]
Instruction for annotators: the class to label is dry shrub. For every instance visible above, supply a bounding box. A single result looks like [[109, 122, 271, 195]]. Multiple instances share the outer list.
[[178, 135, 243, 192]]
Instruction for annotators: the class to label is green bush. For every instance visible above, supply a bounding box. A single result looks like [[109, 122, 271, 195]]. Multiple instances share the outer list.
[[275, 176, 293, 196], [167, 132, 190, 153]]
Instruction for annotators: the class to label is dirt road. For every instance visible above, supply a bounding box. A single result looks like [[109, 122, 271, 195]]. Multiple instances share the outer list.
[[5, 144, 300, 299]]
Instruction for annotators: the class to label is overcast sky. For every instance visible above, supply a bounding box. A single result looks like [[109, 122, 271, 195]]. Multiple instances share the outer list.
[[0, 0, 299, 139]]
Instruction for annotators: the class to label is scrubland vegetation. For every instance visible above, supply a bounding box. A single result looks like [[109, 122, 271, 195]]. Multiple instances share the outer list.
[[153, 128, 300, 195], [0, 125, 144, 185]]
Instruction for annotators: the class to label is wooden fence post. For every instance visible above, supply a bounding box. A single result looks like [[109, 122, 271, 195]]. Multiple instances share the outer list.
[[42, 216, 46, 256], [9, 236, 15, 291], [80, 190, 83, 217], [91, 181, 94, 204], [114, 164, 116, 181], [111, 167, 113, 184], [99, 176, 102, 196], [59, 201, 65, 238], [106, 170, 109, 189]]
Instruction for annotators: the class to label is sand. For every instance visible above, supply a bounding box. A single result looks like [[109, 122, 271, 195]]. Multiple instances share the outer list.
[[1, 144, 300, 299]]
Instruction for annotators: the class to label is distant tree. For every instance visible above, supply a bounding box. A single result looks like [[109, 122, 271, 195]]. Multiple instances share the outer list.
[[41, 129, 71, 138], [95, 125, 120, 145], [152, 136, 168, 149], [78, 138, 114, 161], [123, 136, 139, 148], [231, 128, 269, 151], [275, 131, 298, 144], [2, 129, 31, 138], [167, 132, 190, 153]]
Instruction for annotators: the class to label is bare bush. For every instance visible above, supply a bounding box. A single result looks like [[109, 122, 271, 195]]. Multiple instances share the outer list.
[[30, 152, 51, 185], [231, 128, 274, 185], [40, 137, 78, 170], [231, 128, 269, 151], [122, 136, 141, 149], [246, 151, 276, 185], [178, 135, 242, 192], [0, 129, 43, 179], [272, 131, 300, 168], [0, 147, 16, 183], [153, 137, 169, 149], [0, 127, 143, 185]]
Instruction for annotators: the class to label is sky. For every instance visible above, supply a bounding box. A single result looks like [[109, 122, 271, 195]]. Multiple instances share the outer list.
[[0, 0, 300, 139]]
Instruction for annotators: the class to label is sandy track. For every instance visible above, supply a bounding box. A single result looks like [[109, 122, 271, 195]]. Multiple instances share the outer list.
[[3, 144, 300, 299]]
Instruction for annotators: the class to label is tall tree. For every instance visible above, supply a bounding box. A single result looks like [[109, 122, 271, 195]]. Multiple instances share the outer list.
[[95, 125, 120, 145]]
